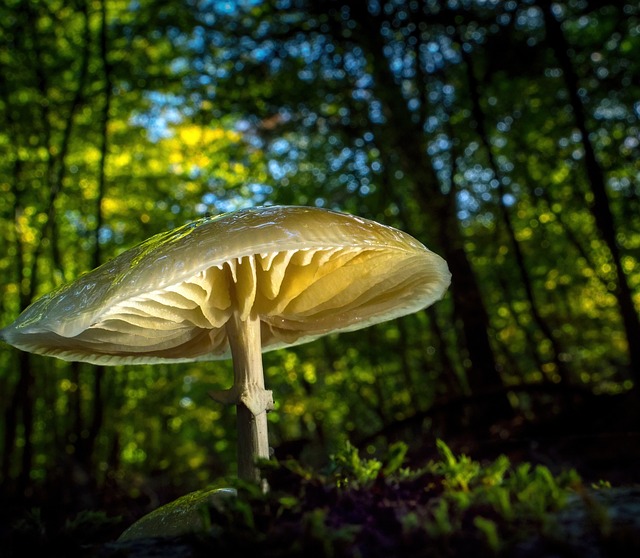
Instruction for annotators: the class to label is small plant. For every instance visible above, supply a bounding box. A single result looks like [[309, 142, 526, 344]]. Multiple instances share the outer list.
[[326, 440, 409, 489], [189, 439, 588, 557]]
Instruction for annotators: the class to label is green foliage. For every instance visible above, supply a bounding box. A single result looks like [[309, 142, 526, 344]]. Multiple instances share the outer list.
[[155, 439, 610, 558]]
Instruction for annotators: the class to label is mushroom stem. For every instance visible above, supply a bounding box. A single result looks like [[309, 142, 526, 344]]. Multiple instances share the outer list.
[[219, 310, 273, 486]]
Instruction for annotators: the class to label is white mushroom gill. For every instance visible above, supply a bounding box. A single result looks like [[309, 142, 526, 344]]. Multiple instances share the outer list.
[[43, 244, 443, 365]]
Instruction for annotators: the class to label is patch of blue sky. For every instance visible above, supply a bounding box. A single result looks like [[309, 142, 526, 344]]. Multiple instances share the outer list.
[[197, 0, 261, 15], [196, 183, 273, 215], [131, 91, 185, 141]]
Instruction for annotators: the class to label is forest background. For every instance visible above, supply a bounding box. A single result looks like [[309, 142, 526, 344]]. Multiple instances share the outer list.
[[0, 0, 639, 531]]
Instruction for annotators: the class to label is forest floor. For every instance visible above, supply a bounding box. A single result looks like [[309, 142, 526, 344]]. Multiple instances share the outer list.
[[2, 390, 640, 557]]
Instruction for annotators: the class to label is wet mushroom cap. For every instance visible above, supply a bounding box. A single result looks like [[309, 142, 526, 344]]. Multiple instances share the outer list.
[[0, 205, 451, 365]]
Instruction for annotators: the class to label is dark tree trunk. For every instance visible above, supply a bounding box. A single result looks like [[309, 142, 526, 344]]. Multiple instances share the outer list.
[[458, 33, 571, 387], [79, 0, 112, 479], [15, 351, 35, 496], [434, 187, 514, 428], [1, 153, 23, 488], [539, 0, 640, 392], [328, 0, 513, 429]]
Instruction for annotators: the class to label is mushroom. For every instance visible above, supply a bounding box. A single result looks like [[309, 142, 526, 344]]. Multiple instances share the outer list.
[[0, 205, 451, 484]]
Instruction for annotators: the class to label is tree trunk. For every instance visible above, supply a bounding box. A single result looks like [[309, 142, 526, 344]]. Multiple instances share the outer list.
[[80, 0, 112, 480], [339, 0, 513, 428], [539, 0, 640, 392], [458, 34, 571, 387], [15, 351, 35, 496]]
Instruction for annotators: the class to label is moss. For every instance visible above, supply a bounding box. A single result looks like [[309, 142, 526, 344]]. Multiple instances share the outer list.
[[117, 486, 238, 541]]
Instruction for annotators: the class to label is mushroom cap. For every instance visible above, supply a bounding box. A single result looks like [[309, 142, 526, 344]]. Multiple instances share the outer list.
[[0, 205, 451, 365]]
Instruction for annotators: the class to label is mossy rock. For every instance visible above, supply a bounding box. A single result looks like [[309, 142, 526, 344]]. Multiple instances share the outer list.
[[118, 487, 237, 541]]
